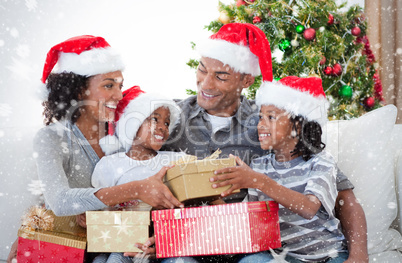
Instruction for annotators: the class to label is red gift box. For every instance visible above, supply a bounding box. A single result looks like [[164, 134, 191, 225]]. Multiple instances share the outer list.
[[152, 201, 281, 258], [17, 230, 86, 263], [16, 211, 86, 263]]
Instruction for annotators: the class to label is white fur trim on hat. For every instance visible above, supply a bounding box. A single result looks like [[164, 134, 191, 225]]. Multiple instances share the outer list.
[[52, 47, 125, 76], [196, 39, 261, 76], [99, 134, 122, 155], [256, 81, 329, 126], [116, 93, 181, 153]]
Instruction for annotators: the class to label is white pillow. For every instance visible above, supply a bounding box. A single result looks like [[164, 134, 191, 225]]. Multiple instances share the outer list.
[[324, 105, 401, 255]]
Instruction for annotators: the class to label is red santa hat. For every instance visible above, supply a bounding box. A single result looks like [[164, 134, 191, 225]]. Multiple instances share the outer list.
[[256, 76, 329, 126], [196, 23, 273, 81], [41, 35, 125, 83], [100, 86, 181, 155]]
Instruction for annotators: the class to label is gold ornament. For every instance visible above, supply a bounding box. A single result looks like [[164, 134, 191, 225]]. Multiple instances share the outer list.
[[21, 205, 54, 231], [219, 11, 231, 24]]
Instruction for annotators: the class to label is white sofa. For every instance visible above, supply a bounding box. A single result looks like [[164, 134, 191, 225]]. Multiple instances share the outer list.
[[324, 104, 402, 262], [0, 105, 402, 262]]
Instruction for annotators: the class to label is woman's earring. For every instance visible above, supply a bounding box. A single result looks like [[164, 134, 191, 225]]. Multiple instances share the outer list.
[[291, 130, 297, 138]]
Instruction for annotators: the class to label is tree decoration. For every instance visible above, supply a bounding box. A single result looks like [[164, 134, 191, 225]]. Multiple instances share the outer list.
[[278, 39, 291, 51], [332, 63, 342, 76], [328, 13, 334, 25], [319, 56, 326, 65], [303, 28, 316, 41], [190, 1, 384, 119], [364, 97, 375, 108], [253, 16, 262, 24], [218, 11, 231, 24], [236, 0, 247, 7], [339, 85, 353, 99], [351, 26, 361, 36], [296, 25, 305, 34], [323, 66, 333, 75]]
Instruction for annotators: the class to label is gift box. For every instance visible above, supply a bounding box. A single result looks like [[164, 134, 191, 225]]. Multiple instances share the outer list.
[[17, 211, 86, 263], [165, 157, 239, 203], [86, 209, 150, 253], [152, 201, 281, 258]]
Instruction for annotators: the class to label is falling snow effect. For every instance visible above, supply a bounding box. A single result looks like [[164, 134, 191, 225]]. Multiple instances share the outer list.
[[25, 0, 38, 11], [0, 103, 12, 117], [27, 180, 45, 196]]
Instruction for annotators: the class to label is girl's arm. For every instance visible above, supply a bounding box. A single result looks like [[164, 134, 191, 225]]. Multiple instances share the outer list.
[[94, 166, 183, 210], [211, 155, 321, 219], [35, 129, 182, 216]]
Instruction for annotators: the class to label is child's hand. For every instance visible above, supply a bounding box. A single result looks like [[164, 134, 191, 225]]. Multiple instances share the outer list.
[[75, 213, 87, 228], [123, 236, 156, 258], [140, 166, 184, 209], [210, 155, 262, 197]]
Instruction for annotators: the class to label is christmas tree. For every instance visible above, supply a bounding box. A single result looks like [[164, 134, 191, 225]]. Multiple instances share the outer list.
[[188, 0, 384, 120]]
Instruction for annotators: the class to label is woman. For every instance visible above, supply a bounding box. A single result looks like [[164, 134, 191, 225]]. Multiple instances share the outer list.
[[7, 35, 181, 262]]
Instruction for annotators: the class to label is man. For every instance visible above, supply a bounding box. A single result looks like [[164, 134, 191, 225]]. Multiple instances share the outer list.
[[163, 23, 369, 262]]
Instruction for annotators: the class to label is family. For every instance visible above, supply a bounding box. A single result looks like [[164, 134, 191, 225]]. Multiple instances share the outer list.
[[8, 23, 368, 263]]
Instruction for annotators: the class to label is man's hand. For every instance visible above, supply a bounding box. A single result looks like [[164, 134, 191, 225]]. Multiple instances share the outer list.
[[210, 155, 262, 197], [138, 166, 183, 209], [123, 236, 156, 258]]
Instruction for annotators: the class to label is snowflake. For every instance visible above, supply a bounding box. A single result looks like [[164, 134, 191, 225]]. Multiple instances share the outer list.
[[9, 28, 19, 38], [16, 44, 30, 58], [27, 180, 45, 195], [0, 103, 12, 117], [25, 0, 37, 11], [6, 57, 34, 80]]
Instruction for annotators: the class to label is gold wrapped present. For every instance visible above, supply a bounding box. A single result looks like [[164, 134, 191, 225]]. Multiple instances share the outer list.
[[86, 209, 150, 253], [165, 151, 239, 203]]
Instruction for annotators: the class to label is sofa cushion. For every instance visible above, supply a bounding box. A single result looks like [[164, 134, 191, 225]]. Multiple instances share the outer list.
[[324, 105, 401, 255]]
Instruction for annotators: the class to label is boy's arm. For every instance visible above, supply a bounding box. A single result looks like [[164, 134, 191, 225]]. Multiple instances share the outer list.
[[336, 189, 369, 263]]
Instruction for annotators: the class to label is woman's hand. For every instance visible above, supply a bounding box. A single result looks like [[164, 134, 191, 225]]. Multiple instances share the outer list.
[[138, 166, 183, 209], [123, 236, 156, 258], [75, 213, 87, 228], [6, 238, 18, 263], [210, 155, 263, 197]]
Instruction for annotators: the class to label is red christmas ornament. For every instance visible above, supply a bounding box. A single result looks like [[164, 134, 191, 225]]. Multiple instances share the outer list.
[[328, 14, 334, 25], [303, 28, 316, 41], [323, 66, 333, 75], [253, 16, 262, 24], [351, 27, 361, 36], [332, 63, 342, 76], [236, 0, 247, 7], [319, 56, 326, 65], [364, 97, 375, 108]]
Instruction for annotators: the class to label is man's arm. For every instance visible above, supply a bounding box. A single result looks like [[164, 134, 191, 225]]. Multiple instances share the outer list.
[[336, 189, 369, 263]]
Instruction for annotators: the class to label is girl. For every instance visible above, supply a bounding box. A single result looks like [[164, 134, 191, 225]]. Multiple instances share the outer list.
[[211, 76, 348, 262], [92, 85, 188, 207], [92, 86, 190, 263]]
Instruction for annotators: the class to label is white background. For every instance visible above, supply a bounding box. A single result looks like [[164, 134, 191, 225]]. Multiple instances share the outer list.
[[0, 0, 363, 260]]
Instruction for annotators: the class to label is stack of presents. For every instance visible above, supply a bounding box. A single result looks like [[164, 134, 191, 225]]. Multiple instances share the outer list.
[[16, 155, 281, 262]]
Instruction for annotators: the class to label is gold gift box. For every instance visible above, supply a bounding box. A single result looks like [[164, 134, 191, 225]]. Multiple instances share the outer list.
[[165, 157, 239, 203], [18, 210, 86, 250], [86, 210, 150, 253]]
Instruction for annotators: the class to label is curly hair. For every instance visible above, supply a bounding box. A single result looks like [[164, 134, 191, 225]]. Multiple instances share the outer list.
[[42, 72, 90, 125], [290, 116, 326, 161]]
